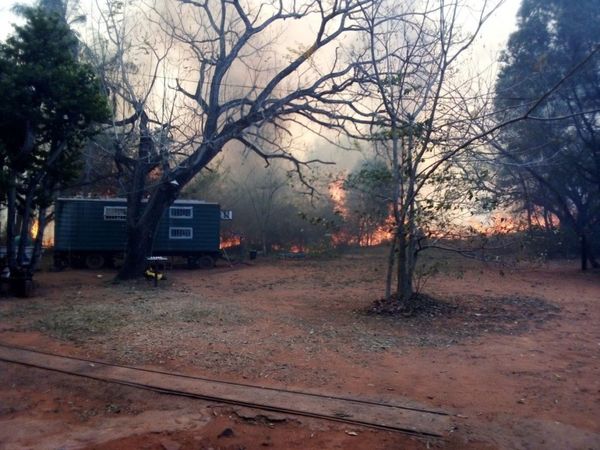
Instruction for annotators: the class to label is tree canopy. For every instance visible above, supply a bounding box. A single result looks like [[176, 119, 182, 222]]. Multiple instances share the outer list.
[[494, 0, 600, 269], [0, 6, 109, 269]]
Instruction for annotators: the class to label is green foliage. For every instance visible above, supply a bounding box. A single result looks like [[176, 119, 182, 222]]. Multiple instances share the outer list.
[[0, 6, 109, 270], [345, 158, 393, 192], [0, 6, 109, 203], [342, 159, 393, 245], [494, 0, 600, 262]]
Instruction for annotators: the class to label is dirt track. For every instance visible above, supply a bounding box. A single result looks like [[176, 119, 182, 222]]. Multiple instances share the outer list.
[[1, 249, 599, 449]]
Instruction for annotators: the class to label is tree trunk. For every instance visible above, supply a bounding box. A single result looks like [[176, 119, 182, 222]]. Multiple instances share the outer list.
[[117, 187, 176, 280], [116, 111, 171, 280], [17, 187, 36, 267], [580, 233, 588, 271], [384, 234, 397, 301], [388, 121, 402, 303], [396, 226, 415, 310], [583, 232, 599, 269], [16, 141, 59, 267], [396, 225, 409, 303], [518, 173, 534, 233], [117, 221, 159, 279], [5, 174, 17, 270], [262, 230, 268, 255], [403, 123, 416, 306], [394, 123, 417, 310], [405, 205, 416, 302]]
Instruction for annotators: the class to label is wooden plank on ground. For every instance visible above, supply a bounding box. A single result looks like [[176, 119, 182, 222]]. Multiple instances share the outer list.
[[0, 344, 451, 437]]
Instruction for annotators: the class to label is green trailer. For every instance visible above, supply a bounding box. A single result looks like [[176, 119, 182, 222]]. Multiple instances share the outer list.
[[54, 198, 221, 269]]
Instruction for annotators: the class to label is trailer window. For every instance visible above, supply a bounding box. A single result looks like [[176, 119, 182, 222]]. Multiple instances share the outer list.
[[104, 206, 127, 221], [169, 227, 193, 239], [169, 206, 193, 219]]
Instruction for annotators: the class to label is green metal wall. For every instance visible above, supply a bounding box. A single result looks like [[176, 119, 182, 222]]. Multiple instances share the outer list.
[[54, 199, 220, 254]]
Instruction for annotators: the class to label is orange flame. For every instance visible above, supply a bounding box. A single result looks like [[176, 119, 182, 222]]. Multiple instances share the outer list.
[[329, 179, 393, 247], [363, 217, 394, 246], [30, 220, 39, 240], [30, 219, 54, 247], [220, 235, 241, 249], [464, 215, 528, 235], [329, 180, 349, 218]]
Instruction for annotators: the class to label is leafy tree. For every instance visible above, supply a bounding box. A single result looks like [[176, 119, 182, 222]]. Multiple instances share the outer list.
[[0, 6, 109, 270], [343, 158, 392, 246], [494, 0, 600, 270]]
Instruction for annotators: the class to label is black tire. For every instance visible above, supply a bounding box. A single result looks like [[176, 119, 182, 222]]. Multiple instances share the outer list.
[[197, 255, 215, 269], [85, 254, 105, 270], [187, 256, 199, 269]]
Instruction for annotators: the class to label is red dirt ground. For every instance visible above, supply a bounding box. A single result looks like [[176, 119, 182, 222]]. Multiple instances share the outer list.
[[1, 249, 599, 449]]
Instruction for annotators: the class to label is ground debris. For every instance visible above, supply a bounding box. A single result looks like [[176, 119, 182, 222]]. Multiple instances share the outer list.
[[0, 252, 598, 450], [367, 293, 458, 317], [233, 408, 291, 425], [364, 293, 560, 343]]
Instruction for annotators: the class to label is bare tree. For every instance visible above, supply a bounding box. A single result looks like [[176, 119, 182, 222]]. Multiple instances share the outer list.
[[353, 0, 503, 308], [354, 0, 600, 310], [241, 164, 288, 255], [85, 0, 376, 278]]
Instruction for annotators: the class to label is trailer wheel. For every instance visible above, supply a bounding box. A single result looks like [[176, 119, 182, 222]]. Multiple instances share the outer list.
[[85, 254, 105, 270], [197, 255, 215, 269], [186, 256, 198, 269]]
